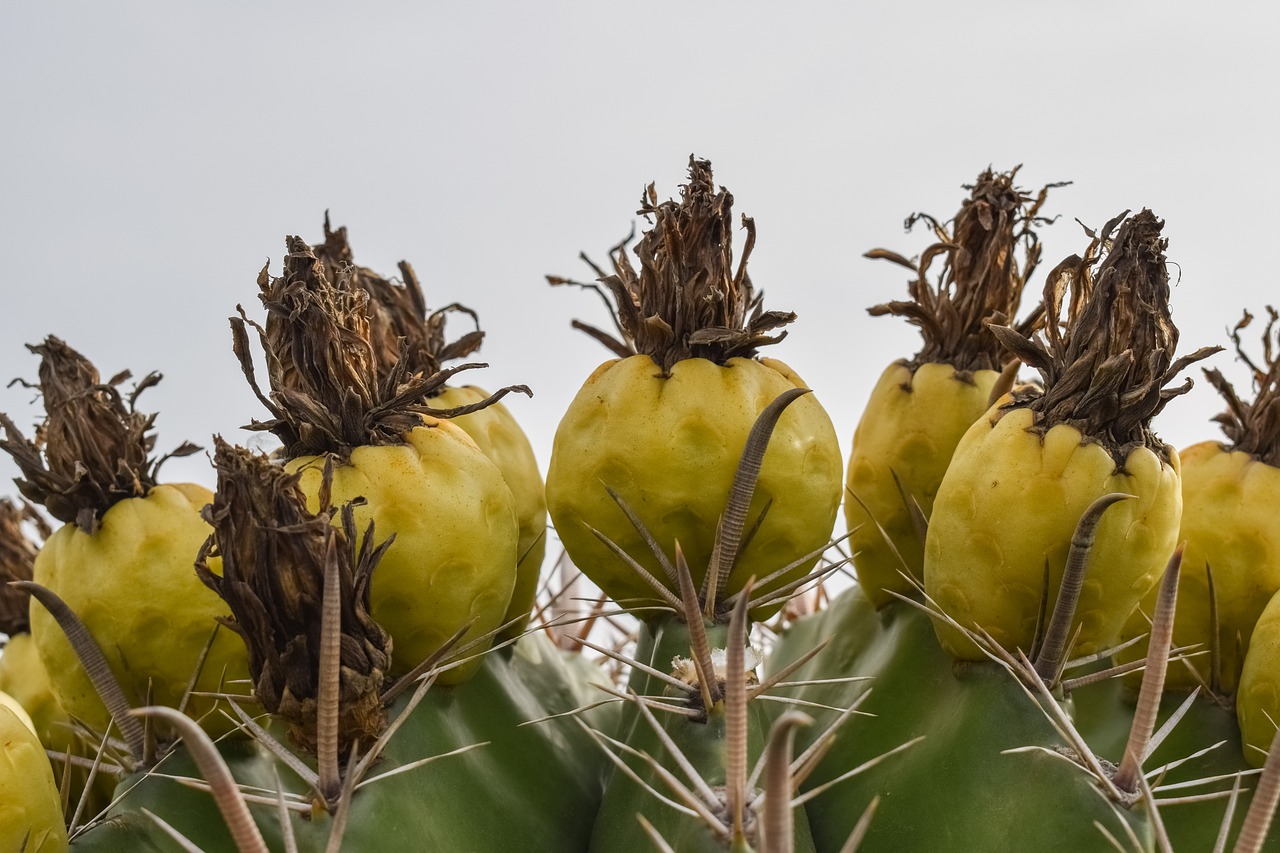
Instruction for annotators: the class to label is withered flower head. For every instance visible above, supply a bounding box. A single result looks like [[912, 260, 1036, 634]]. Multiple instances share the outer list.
[[196, 437, 391, 754], [866, 166, 1062, 375], [1203, 307, 1280, 466], [0, 337, 199, 533], [0, 498, 50, 635], [989, 210, 1221, 465], [311, 215, 486, 380], [232, 237, 527, 458], [548, 155, 796, 375]]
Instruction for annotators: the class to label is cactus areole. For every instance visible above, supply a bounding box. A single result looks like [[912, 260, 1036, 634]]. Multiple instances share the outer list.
[[545, 157, 842, 616], [0, 339, 248, 733], [846, 167, 1058, 608], [925, 210, 1218, 659], [232, 238, 523, 683]]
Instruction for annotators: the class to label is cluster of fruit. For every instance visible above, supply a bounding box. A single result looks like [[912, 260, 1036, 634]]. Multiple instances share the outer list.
[[2, 157, 1279, 851]]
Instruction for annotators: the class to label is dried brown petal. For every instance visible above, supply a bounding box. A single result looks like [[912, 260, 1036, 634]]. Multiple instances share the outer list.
[[0, 338, 199, 532], [866, 167, 1063, 372], [312, 215, 486, 381], [549, 156, 792, 375], [233, 236, 527, 458], [1203, 307, 1280, 465], [196, 438, 391, 754], [991, 210, 1220, 464], [0, 498, 49, 635]]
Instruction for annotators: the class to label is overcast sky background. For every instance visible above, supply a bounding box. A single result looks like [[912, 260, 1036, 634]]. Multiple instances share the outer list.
[[1, 3, 1275, 512]]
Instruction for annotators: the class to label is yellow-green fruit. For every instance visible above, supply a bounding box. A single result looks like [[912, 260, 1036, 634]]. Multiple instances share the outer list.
[[845, 361, 999, 608], [434, 385, 547, 635], [546, 354, 842, 615], [288, 421, 518, 684], [924, 405, 1182, 659], [30, 484, 249, 735], [0, 700, 68, 852], [0, 633, 73, 754], [1119, 442, 1280, 694], [1238, 588, 1280, 766]]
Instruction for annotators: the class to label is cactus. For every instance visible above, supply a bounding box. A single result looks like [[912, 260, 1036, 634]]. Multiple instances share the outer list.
[[6, 164, 1280, 853]]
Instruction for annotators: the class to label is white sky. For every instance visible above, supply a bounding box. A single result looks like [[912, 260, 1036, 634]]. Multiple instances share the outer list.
[[2, 1, 1276, 501]]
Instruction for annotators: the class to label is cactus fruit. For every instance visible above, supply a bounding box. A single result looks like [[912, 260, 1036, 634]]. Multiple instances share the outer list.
[[545, 157, 842, 616], [846, 168, 1058, 608]]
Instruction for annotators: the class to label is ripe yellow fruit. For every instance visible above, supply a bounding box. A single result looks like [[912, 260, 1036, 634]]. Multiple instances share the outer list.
[[845, 362, 999, 607], [547, 354, 841, 614], [1119, 442, 1280, 693], [925, 406, 1182, 659], [288, 421, 518, 683], [0, 633, 71, 753], [433, 384, 546, 635], [31, 483, 249, 733], [1238, 588, 1280, 766], [0, 699, 68, 852]]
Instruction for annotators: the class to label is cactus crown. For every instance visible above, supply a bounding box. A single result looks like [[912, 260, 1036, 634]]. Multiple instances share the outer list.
[[1203, 306, 1280, 466], [231, 237, 528, 458], [866, 166, 1062, 376], [990, 210, 1220, 465], [0, 337, 200, 532], [312, 216, 486, 381], [550, 156, 796, 375]]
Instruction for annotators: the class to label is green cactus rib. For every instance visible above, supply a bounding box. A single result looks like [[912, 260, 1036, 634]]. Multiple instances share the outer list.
[[767, 586, 1154, 852], [586, 615, 818, 853], [1072, 674, 1272, 851], [68, 635, 611, 853]]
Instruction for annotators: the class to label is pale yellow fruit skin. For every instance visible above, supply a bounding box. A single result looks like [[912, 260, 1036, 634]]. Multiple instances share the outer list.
[[30, 484, 250, 735], [0, 701, 69, 852], [0, 633, 73, 753], [845, 361, 998, 609], [433, 385, 547, 635], [1119, 442, 1280, 694], [924, 405, 1182, 659], [545, 354, 843, 615], [1239, 588, 1280, 766], [288, 421, 518, 684]]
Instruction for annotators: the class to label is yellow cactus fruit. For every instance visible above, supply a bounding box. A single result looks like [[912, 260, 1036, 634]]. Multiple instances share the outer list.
[[232, 237, 524, 683], [545, 157, 842, 616], [0, 340, 249, 737], [1239, 587, 1280, 767], [1120, 308, 1280, 694], [924, 210, 1217, 660], [548, 354, 841, 611], [847, 168, 1057, 607], [0, 699, 68, 852]]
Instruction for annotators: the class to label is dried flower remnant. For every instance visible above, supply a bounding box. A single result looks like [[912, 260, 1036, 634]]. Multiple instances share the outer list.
[[1204, 306, 1280, 466], [196, 438, 392, 755], [0, 498, 49, 635], [548, 155, 796, 375], [989, 210, 1221, 464], [867, 166, 1063, 374], [232, 237, 527, 459], [0, 337, 199, 533]]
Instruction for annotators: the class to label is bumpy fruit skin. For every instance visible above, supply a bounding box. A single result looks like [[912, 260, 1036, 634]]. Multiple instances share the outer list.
[[1119, 442, 1280, 694], [546, 354, 842, 615], [30, 484, 249, 734], [925, 405, 1182, 659], [433, 385, 547, 635], [0, 701, 68, 852], [845, 361, 998, 608], [0, 633, 72, 753], [288, 420, 518, 684], [1238, 588, 1280, 767]]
